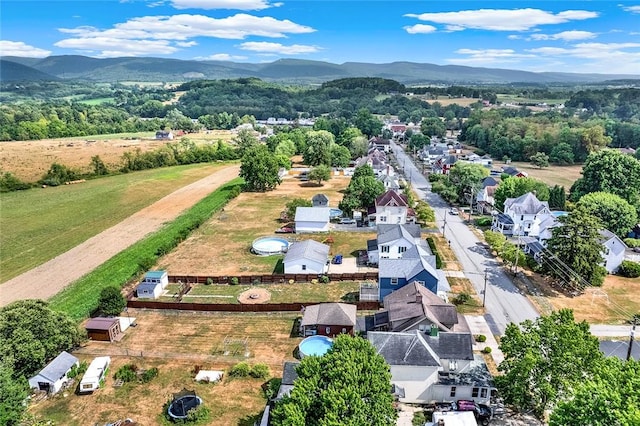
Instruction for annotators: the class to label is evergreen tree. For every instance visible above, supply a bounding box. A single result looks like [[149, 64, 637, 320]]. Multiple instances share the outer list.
[[548, 185, 566, 210]]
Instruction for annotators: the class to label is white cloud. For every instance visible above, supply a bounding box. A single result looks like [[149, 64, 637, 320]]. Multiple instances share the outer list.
[[54, 37, 179, 58], [527, 42, 640, 73], [529, 30, 597, 41], [239, 41, 321, 54], [622, 5, 640, 13], [404, 24, 437, 34], [404, 8, 598, 31], [170, 0, 274, 10], [446, 48, 536, 66], [58, 14, 315, 40], [195, 53, 248, 60], [508, 35, 522, 40], [0, 40, 51, 57], [175, 41, 197, 47]]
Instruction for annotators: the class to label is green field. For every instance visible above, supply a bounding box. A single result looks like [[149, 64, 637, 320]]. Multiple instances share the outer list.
[[77, 97, 116, 105], [496, 94, 568, 105], [0, 163, 229, 283]]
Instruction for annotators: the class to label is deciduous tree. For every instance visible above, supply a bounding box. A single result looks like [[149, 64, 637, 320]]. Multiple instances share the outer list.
[[353, 108, 383, 138], [308, 165, 332, 186], [448, 163, 489, 204], [497, 309, 603, 417], [0, 362, 28, 426], [549, 142, 574, 165], [285, 198, 312, 220], [271, 334, 397, 426], [97, 286, 126, 317], [240, 144, 282, 192], [529, 152, 549, 168], [576, 192, 638, 238], [493, 177, 550, 212], [330, 145, 351, 168], [303, 130, 334, 166]]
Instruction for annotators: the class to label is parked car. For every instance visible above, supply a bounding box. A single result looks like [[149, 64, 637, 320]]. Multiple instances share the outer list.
[[455, 400, 493, 425], [275, 227, 295, 233], [449, 207, 459, 215], [339, 217, 356, 224], [332, 254, 343, 264]]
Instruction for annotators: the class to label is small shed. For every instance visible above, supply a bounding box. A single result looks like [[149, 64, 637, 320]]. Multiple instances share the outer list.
[[28, 351, 79, 394], [136, 270, 169, 299], [155, 130, 174, 140], [85, 317, 122, 342], [300, 303, 357, 337], [312, 193, 329, 207], [295, 207, 330, 233]]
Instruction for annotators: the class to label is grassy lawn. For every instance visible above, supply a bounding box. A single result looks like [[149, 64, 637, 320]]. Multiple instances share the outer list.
[[0, 163, 229, 283], [160, 281, 362, 304], [77, 97, 116, 105], [496, 94, 568, 105], [492, 160, 583, 189], [31, 311, 301, 426]]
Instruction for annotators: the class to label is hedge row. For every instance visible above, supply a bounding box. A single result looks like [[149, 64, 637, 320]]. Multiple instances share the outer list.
[[426, 237, 443, 269], [49, 178, 244, 321]]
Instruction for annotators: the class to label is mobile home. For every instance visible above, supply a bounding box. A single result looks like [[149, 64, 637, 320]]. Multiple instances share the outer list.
[[79, 356, 110, 393]]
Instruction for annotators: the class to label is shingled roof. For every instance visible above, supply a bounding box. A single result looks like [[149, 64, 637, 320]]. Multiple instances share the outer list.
[[300, 303, 357, 327]]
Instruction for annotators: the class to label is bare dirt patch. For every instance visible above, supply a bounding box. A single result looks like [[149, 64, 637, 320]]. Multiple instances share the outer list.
[[0, 165, 240, 306], [0, 130, 234, 182]]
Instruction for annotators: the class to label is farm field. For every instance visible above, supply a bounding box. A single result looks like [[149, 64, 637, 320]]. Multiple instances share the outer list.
[[31, 310, 301, 426], [156, 173, 376, 276], [0, 130, 234, 182], [0, 163, 232, 284], [491, 160, 583, 189]]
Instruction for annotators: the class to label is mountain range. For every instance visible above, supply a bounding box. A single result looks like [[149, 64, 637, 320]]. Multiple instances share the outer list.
[[2, 55, 639, 85]]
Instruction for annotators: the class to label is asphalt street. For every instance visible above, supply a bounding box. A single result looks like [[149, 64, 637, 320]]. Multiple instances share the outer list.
[[392, 142, 539, 334]]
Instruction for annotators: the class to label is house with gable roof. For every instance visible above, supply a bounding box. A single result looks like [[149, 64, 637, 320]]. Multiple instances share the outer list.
[[367, 223, 423, 264], [432, 155, 458, 175], [295, 207, 330, 233], [311, 193, 329, 207], [369, 136, 392, 153], [368, 330, 495, 404], [475, 177, 499, 214], [491, 192, 551, 236], [501, 166, 528, 178], [369, 190, 413, 225], [28, 351, 79, 394], [284, 240, 330, 274], [378, 244, 440, 300], [599, 230, 628, 273]]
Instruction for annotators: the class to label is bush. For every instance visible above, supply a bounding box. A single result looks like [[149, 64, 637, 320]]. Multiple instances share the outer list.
[[230, 277, 239, 285], [263, 378, 282, 400], [474, 217, 492, 227], [97, 286, 126, 316], [426, 237, 443, 269], [229, 362, 251, 378], [453, 293, 471, 305], [618, 260, 640, 278], [114, 364, 138, 383], [475, 334, 487, 343], [67, 361, 88, 379], [623, 238, 640, 248], [0, 171, 32, 192], [319, 275, 330, 284], [412, 411, 427, 426], [141, 367, 159, 383], [482, 346, 492, 354], [205, 278, 213, 285], [250, 363, 270, 379]]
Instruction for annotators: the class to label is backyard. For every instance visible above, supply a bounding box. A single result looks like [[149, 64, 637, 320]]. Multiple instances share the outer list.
[[30, 310, 303, 426]]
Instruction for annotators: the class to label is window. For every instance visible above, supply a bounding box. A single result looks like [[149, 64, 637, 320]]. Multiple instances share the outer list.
[[390, 278, 399, 285], [448, 360, 458, 371], [325, 327, 331, 334], [450, 387, 457, 397], [341, 328, 347, 334], [472, 387, 479, 398], [520, 215, 524, 221], [398, 246, 407, 253], [380, 216, 387, 222], [480, 388, 488, 398], [381, 245, 390, 253], [302, 265, 307, 271]]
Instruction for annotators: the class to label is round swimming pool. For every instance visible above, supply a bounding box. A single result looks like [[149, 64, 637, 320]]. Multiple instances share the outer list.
[[299, 335, 334, 358], [252, 237, 290, 256], [167, 395, 202, 420], [329, 208, 343, 219]]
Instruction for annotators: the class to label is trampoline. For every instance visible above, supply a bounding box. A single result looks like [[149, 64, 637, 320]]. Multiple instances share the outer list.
[[299, 335, 334, 358], [252, 237, 290, 256], [167, 389, 202, 420]]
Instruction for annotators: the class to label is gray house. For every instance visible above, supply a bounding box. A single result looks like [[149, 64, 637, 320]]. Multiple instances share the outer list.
[[312, 193, 329, 207], [300, 303, 357, 337], [28, 351, 79, 394], [283, 240, 330, 274]]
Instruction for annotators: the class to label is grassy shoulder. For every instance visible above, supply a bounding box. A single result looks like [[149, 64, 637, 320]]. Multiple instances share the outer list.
[[48, 178, 243, 320], [1, 163, 231, 283]]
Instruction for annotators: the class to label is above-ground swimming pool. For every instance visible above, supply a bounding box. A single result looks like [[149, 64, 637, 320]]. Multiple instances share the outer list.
[[252, 237, 290, 256], [329, 208, 343, 219], [167, 394, 202, 420], [552, 211, 568, 217], [299, 335, 334, 358]]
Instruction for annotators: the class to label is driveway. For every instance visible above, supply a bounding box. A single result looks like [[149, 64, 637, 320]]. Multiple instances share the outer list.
[[327, 257, 378, 274], [391, 142, 539, 334]]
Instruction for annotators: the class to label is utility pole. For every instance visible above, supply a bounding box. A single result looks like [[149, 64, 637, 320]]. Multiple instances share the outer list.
[[512, 233, 521, 275], [442, 210, 448, 240], [482, 269, 488, 307], [627, 318, 638, 361]]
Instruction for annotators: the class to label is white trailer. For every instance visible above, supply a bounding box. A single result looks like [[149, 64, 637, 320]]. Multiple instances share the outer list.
[[79, 356, 110, 393]]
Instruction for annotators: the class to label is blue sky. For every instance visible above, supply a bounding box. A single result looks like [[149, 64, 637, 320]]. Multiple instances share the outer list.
[[2, 1, 640, 74]]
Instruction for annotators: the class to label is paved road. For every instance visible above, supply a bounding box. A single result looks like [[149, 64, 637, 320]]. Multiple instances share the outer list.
[[590, 324, 635, 337], [392, 142, 539, 334]]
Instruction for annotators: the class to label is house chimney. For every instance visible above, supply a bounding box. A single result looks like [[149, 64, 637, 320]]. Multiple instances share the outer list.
[[430, 324, 439, 337]]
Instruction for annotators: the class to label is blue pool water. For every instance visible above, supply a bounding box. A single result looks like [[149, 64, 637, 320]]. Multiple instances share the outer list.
[[299, 335, 334, 358], [552, 211, 568, 217], [329, 208, 343, 218]]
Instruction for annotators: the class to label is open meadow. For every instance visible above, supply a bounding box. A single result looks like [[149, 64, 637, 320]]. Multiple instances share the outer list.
[[30, 310, 301, 426], [0, 130, 234, 182], [0, 163, 232, 283], [491, 160, 583, 189]]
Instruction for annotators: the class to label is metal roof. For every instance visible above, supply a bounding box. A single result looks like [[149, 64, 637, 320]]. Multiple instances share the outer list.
[[284, 240, 330, 264], [31, 351, 79, 383], [295, 207, 330, 222]]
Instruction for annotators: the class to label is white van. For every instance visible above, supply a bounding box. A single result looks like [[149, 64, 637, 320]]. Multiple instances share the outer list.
[[79, 356, 111, 393]]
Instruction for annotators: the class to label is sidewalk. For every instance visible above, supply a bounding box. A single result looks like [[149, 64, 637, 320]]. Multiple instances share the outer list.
[[465, 315, 504, 365]]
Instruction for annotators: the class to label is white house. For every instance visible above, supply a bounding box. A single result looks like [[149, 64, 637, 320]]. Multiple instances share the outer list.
[[79, 356, 111, 394], [368, 331, 495, 405], [283, 240, 330, 274], [369, 190, 411, 225], [367, 224, 423, 263], [599, 230, 628, 273], [492, 192, 551, 236], [136, 270, 169, 299], [28, 351, 79, 394], [295, 207, 330, 233]]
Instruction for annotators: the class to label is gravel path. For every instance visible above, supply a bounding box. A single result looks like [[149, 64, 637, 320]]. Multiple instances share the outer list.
[[0, 165, 239, 306]]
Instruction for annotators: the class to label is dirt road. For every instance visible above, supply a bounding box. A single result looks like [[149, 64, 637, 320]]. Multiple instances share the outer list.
[[0, 165, 239, 306]]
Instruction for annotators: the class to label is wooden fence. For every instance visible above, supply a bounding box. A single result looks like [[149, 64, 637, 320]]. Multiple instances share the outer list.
[[127, 300, 381, 312], [167, 273, 378, 285]]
